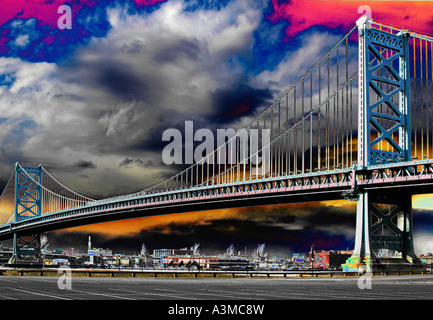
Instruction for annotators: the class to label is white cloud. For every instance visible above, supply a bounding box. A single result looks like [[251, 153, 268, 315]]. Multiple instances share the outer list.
[[9, 61, 56, 95], [208, 13, 259, 58], [255, 32, 343, 90], [14, 35, 30, 48], [414, 232, 433, 256]]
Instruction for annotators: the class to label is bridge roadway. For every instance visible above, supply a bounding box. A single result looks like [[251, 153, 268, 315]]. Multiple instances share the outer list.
[[1, 273, 433, 300], [1, 160, 433, 241]]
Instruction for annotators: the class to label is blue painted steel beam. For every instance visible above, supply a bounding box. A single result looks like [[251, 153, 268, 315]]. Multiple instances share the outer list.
[[12, 164, 42, 261]]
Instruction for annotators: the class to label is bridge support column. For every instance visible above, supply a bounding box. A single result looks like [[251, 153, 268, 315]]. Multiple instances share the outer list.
[[11, 233, 42, 265], [342, 189, 418, 272]]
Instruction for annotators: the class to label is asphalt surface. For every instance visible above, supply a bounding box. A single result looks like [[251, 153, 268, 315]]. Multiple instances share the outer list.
[[1, 274, 433, 300]]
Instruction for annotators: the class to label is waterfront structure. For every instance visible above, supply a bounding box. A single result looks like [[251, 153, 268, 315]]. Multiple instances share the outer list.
[[162, 254, 250, 271]]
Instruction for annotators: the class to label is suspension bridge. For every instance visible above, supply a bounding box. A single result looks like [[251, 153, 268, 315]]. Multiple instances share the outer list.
[[1, 17, 433, 272]]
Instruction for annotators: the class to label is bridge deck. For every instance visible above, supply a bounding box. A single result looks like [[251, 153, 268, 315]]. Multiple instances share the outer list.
[[1, 160, 433, 241]]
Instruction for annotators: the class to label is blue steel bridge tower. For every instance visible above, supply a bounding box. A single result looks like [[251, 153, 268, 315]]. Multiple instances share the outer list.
[[11, 164, 42, 264], [343, 17, 416, 272]]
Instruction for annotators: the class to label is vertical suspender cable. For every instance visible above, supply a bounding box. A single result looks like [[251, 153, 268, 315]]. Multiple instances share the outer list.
[[293, 88, 297, 173], [318, 64, 321, 170], [431, 41, 433, 158], [421, 39, 424, 157], [426, 39, 429, 158], [310, 73, 313, 172], [271, 108, 274, 176], [350, 80, 353, 165], [327, 56, 330, 169], [346, 37, 349, 167], [279, 101, 282, 176], [336, 47, 340, 167], [286, 94, 290, 174], [414, 37, 418, 159], [302, 81, 305, 173]]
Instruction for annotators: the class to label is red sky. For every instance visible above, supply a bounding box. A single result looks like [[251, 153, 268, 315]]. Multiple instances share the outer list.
[[0, 0, 167, 28], [269, 0, 433, 39]]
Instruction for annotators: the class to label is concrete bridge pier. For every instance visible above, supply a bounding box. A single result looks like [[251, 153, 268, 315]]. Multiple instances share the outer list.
[[342, 189, 424, 273]]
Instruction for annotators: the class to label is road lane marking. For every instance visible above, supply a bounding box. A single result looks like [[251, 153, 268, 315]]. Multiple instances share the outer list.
[[110, 288, 198, 300], [13, 288, 72, 300], [69, 288, 136, 300], [0, 293, 17, 300]]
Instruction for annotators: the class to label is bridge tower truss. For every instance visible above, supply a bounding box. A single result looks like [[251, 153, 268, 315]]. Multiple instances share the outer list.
[[344, 17, 416, 272], [12, 164, 42, 263]]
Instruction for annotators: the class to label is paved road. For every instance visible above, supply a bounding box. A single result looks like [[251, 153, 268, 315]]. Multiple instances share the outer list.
[[1, 274, 433, 300]]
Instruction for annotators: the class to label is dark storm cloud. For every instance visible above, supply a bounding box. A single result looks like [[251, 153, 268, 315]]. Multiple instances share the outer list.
[[61, 58, 161, 102], [413, 208, 433, 232], [119, 158, 134, 167], [301, 205, 356, 228], [121, 39, 145, 54], [154, 38, 201, 63], [119, 157, 153, 168], [97, 64, 147, 100], [210, 82, 273, 124], [71, 160, 97, 170]]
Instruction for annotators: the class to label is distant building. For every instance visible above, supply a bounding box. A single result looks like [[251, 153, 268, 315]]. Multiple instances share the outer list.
[[172, 248, 194, 256], [153, 248, 193, 258], [120, 256, 131, 267], [218, 255, 250, 271], [88, 248, 113, 256], [0, 246, 12, 264], [419, 255, 433, 265], [256, 256, 287, 270], [291, 253, 307, 265], [153, 248, 196, 267], [162, 254, 250, 270], [153, 249, 172, 259], [52, 258, 69, 266], [309, 250, 353, 270]]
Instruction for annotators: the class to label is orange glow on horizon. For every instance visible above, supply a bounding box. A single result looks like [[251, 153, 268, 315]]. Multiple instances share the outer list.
[[56, 200, 357, 237]]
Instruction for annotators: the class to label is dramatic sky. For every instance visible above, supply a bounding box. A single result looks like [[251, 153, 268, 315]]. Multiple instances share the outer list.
[[1, 0, 433, 257]]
